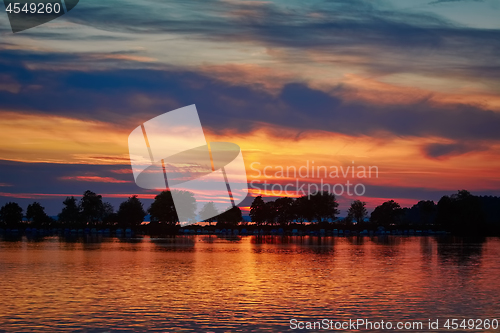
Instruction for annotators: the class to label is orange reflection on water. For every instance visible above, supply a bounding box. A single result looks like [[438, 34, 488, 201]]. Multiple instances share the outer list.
[[0, 235, 499, 332]]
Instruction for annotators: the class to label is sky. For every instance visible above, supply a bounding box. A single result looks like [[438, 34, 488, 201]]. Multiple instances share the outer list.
[[0, 0, 499, 216]]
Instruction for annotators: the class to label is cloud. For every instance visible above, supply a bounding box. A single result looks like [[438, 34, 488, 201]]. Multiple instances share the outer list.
[[1, 48, 500, 143], [0, 160, 137, 194], [0, 159, 158, 214], [110, 169, 133, 174], [51, 0, 500, 81], [2, 0, 499, 86], [422, 142, 487, 159]]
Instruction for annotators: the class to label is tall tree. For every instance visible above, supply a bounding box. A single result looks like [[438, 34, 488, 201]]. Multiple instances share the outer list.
[[148, 190, 178, 225], [80, 190, 105, 225], [274, 197, 295, 225], [293, 196, 314, 223], [0, 202, 23, 227], [199, 201, 219, 226], [347, 200, 368, 224], [417, 200, 436, 225], [249, 196, 267, 226], [264, 201, 277, 225], [58, 196, 81, 226], [370, 200, 402, 226], [171, 190, 197, 224], [216, 206, 243, 227], [26, 202, 50, 227], [309, 191, 340, 223], [436, 190, 485, 234], [117, 195, 146, 227]]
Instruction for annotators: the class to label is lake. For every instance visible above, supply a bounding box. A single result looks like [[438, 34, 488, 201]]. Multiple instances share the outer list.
[[0, 235, 499, 332]]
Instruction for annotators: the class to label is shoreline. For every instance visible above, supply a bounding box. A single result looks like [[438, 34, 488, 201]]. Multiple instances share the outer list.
[[1, 225, 499, 237]]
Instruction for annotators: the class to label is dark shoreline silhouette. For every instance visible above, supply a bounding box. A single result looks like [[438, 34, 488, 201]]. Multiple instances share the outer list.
[[1, 189, 499, 236]]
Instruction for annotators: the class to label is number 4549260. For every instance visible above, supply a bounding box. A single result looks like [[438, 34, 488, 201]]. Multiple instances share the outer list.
[[443, 319, 498, 330], [5, 2, 62, 14]]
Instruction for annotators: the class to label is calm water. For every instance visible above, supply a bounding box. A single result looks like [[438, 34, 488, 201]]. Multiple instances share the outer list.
[[0, 235, 499, 332]]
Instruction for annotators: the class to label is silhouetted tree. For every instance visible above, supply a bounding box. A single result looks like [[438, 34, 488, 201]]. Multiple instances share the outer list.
[[250, 196, 267, 226], [309, 191, 340, 223], [436, 195, 453, 228], [80, 190, 105, 225], [370, 200, 402, 227], [117, 195, 146, 227], [402, 200, 437, 225], [293, 196, 314, 223], [417, 200, 436, 225], [0, 202, 23, 228], [264, 201, 277, 225], [58, 196, 81, 226], [436, 190, 485, 234], [26, 202, 50, 227], [148, 190, 191, 225], [216, 206, 243, 227], [173, 190, 197, 223], [199, 201, 219, 226], [273, 197, 295, 225], [347, 200, 367, 224]]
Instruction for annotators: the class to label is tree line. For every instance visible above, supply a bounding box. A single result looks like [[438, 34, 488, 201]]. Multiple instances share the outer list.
[[249, 190, 500, 235], [1, 189, 499, 235], [369, 190, 500, 235], [250, 191, 340, 225], [0, 190, 243, 230]]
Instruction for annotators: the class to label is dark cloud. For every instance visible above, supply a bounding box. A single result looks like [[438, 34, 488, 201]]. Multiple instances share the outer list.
[[1, 48, 500, 142], [0, 160, 153, 215], [422, 142, 487, 159], [0, 160, 133, 194]]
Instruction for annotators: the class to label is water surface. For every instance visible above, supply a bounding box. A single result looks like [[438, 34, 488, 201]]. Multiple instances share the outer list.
[[0, 235, 499, 332]]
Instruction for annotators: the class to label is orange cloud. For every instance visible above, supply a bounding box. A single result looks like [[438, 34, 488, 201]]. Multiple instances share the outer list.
[[0, 111, 129, 164], [204, 127, 500, 193], [1, 109, 498, 202], [110, 168, 133, 174]]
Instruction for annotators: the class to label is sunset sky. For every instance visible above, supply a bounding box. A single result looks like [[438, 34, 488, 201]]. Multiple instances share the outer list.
[[0, 0, 499, 216]]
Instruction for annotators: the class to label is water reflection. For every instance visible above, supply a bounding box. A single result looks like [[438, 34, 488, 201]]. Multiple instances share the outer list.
[[436, 236, 485, 266], [151, 236, 196, 252], [0, 235, 498, 332]]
